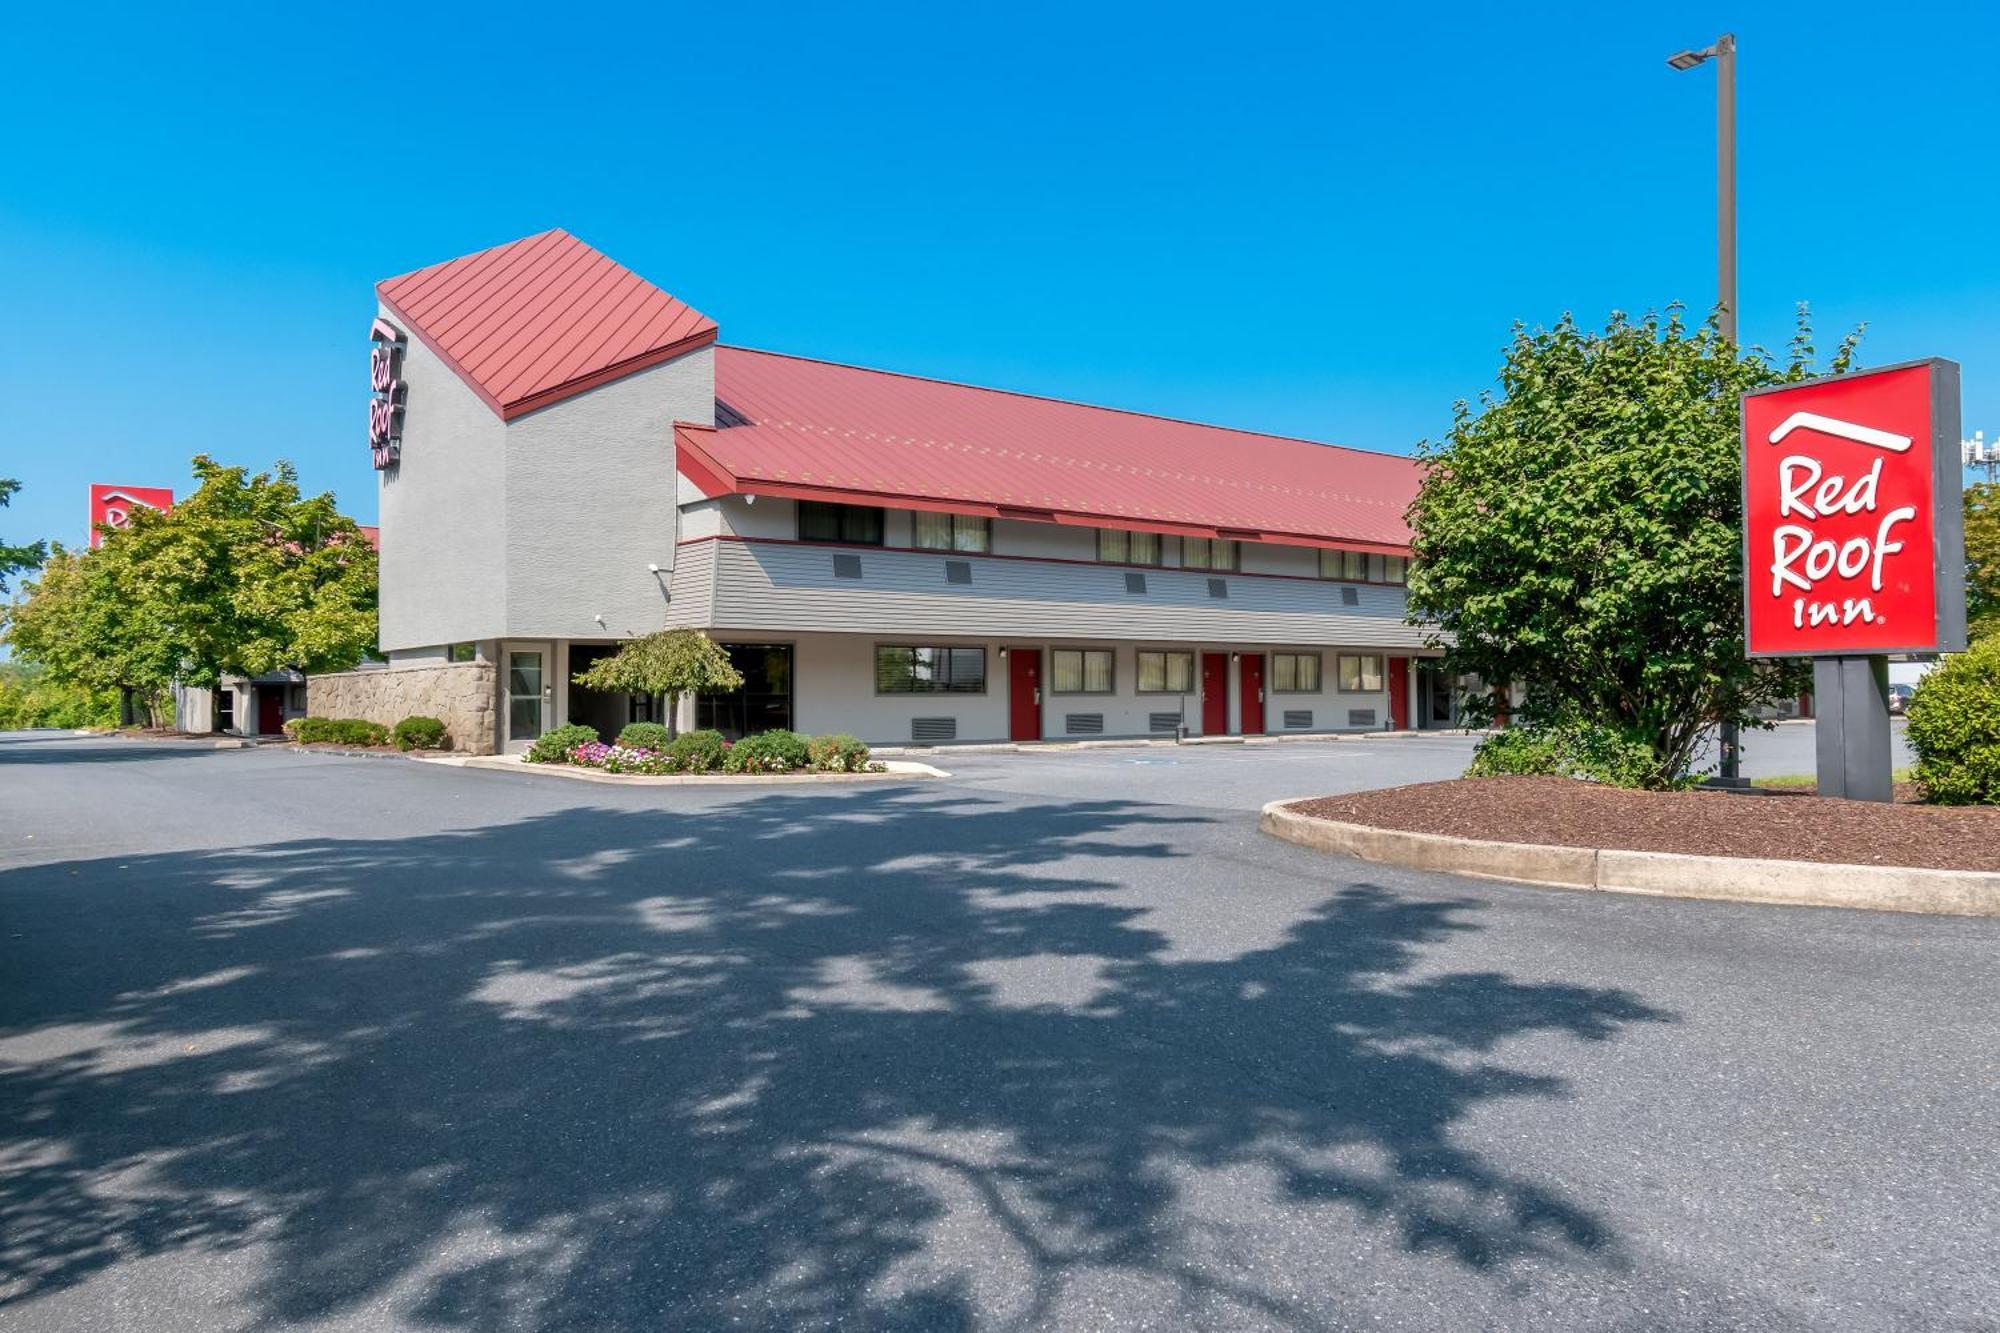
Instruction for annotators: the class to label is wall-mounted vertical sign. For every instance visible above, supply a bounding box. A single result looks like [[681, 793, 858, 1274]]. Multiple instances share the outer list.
[[369, 316, 407, 470], [1741, 359, 1965, 658], [87, 485, 174, 548]]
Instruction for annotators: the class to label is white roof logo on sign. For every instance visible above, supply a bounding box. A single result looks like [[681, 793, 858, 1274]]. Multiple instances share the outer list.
[[1767, 412, 1912, 453]]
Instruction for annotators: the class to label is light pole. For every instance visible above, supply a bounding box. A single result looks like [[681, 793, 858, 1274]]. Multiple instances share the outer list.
[[1668, 32, 1746, 786]]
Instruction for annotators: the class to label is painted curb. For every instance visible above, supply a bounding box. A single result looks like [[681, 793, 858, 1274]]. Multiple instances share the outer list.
[[1258, 800, 2000, 918], [444, 755, 949, 786]]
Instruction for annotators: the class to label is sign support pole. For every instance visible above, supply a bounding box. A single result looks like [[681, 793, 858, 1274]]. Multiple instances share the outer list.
[[1812, 656, 1893, 802]]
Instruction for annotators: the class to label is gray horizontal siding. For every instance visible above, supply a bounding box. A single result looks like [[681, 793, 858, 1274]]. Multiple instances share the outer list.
[[663, 549, 716, 628], [685, 540, 1430, 648]]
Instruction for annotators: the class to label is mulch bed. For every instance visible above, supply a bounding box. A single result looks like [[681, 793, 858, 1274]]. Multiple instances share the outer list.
[[1289, 775, 2000, 872]]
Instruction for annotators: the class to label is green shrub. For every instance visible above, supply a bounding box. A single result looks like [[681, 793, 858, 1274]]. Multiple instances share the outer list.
[[617, 721, 671, 751], [808, 733, 871, 773], [294, 717, 390, 746], [667, 728, 729, 772], [725, 728, 811, 774], [1466, 727, 1565, 777], [1467, 720, 1686, 790], [392, 715, 448, 752], [1906, 639, 2000, 804], [525, 723, 599, 764]]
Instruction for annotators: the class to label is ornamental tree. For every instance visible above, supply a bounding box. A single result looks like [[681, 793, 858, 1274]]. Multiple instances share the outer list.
[[572, 628, 744, 733], [1406, 306, 1858, 786], [5, 457, 378, 722]]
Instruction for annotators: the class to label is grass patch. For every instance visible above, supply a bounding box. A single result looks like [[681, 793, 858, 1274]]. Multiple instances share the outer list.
[[1754, 768, 1914, 791]]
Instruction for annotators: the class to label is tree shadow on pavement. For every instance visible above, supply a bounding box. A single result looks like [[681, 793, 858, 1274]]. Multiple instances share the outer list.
[[0, 784, 1673, 1329]]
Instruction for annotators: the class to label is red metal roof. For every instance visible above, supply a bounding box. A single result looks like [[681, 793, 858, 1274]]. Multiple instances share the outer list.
[[376, 230, 717, 421], [681, 347, 1419, 552]]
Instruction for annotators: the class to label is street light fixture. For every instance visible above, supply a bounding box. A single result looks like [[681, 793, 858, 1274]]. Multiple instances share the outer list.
[[1669, 31, 1746, 785]]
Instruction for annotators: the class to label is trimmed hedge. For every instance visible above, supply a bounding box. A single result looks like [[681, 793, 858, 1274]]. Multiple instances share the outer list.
[[1467, 720, 1686, 790], [617, 721, 671, 750], [1906, 637, 2000, 804], [668, 729, 729, 772], [292, 716, 391, 747], [393, 716, 448, 752], [724, 728, 812, 774], [525, 723, 600, 764]]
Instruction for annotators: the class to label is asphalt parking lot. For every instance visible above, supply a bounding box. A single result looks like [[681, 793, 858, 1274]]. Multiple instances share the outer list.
[[0, 727, 1987, 1332]]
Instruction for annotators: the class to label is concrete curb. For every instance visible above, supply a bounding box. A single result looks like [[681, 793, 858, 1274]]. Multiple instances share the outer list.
[[440, 755, 949, 786], [1258, 800, 2000, 917]]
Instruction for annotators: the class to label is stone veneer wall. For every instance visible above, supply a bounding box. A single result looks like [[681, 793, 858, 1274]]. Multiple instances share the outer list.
[[307, 663, 498, 754]]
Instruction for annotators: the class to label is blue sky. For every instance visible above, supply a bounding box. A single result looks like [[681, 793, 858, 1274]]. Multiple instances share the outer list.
[[2, 1, 1996, 550]]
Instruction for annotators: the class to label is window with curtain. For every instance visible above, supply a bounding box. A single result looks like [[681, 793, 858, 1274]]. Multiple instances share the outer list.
[[1384, 555, 1408, 584], [798, 501, 885, 545], [1051, 648, 1115, 693], [1096, 528, 1162, 565], [1272, 653, 1321, 692], [1136, 651, 1194, 693], [912, 512, 991, 553], [1182, 538, 1237, 571], [1338, 654, 1385, 692], [874, 645, 986, 694]]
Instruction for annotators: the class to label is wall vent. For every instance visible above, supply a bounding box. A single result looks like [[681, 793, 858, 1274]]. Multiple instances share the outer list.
[[944, 560, 972, 585], [1124, 572, 1148, 595], [1065, 713, 1105, 735], [1347, 708, 1377, 728], [1208, 578, 1228, 599], [1148, 711, 1181, 733], [1340, 586, 1360, 607], [1284, 710, 1313, 729], [911, 717, 956, 743], [831, 553, 863, 579]]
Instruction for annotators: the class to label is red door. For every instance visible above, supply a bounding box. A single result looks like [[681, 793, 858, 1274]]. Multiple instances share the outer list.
[[1008, 650, 1042, 742], [1388, 657, 1410, 730], [1239, 655, 1265, 735], [257, 689, 283, 736], [1200, 653, 1229, 734]]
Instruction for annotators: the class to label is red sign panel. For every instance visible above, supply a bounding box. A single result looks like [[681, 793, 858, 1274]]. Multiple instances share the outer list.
[[1741, 359, 1963, 657], [88, 485, 174, 548]]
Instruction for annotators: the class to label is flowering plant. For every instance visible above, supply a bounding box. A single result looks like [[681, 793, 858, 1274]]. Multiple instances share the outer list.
[[569, 742, 679, 775]]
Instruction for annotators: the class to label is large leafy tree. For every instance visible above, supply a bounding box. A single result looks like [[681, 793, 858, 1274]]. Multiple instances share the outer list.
[[1406, 307, 1856, 785], [6, 457, 378, 721], [1965, 481, 1998, 642], [0, 478, 47, 594], [573, 629, 744, 733]]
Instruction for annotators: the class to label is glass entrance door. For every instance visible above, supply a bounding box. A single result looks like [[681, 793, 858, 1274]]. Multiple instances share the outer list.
[[507, 649, 548, 751]]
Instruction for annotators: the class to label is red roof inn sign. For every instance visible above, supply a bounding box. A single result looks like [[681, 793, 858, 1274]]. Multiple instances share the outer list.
[[368, 317, 407, 470], [1742, 359, 1966, 658]]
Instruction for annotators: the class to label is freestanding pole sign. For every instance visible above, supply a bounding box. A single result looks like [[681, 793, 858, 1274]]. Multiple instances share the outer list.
[[1741, 358, 1966, 800]]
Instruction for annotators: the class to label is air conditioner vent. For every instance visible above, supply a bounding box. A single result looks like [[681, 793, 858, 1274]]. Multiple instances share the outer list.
[[1283, 710, 1313, 729], [1065, 713, 1105, 735], [1208, 578, 1228, 599], [911, 717, 956, 743], [1148, 711, 1181, 733], [831, 553, 863, 579], [1340, 586, 1360, 607], [1347, 708, 1377, 728], [944, 560, 972, 585], [1124, 572, 1147, 595]]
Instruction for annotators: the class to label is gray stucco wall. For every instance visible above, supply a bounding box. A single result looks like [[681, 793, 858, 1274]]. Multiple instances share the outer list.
[[377, 316, 508, 652], [502, 348, 713, 642]]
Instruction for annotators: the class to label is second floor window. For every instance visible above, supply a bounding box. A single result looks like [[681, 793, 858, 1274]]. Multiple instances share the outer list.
[[1320, 549, 1410, 584], [913, 512, 991, 553], [1097, 528, 1162, 566], [798, 501, 885, 545], [1182, 538, 1237, 571]]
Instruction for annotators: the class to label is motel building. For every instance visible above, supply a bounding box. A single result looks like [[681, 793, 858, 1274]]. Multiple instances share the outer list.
[[350, 229, 1459, 753]]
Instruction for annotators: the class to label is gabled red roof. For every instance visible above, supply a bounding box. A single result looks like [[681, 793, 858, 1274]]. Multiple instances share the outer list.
[[679, 347, 1419, 552], [376, 230, 717, 421]]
